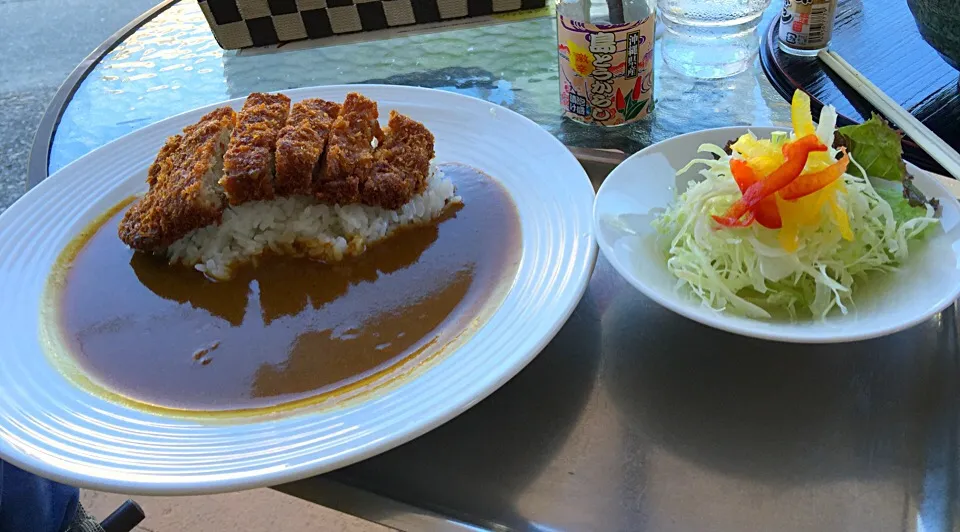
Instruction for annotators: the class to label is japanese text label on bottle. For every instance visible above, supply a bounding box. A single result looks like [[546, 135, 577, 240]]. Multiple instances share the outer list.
[[557, 14, 655, 127], [778, 0, 836, 50]]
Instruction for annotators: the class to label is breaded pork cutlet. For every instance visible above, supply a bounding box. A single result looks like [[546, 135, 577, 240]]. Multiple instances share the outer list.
[[362, 111, 436, 209], [118, 107, 236, 252], [318, 93, 383, 205], [220, 92, 291, 205], [274, 98, 341, 196]]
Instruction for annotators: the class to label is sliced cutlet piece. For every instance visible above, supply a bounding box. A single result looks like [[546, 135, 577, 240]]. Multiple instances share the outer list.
[[118, 107, 236, 252], [317, 92, 383, 205], [220, 92, 291, 205], [362, 111, 436, 210], [274, 98, 341, 196]]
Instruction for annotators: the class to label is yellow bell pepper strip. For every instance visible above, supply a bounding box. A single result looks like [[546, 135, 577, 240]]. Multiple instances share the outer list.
[[729, 159, 782, 229], [778, 150, 850, 200], [713, 135, 827, 227], [775, 180, 853, 252], [775, 194, 808, 252], [790, 89, 837, 174], [828, 190, 854, 241], [791, 90, 816, 138], [775, 189, 830, 252]]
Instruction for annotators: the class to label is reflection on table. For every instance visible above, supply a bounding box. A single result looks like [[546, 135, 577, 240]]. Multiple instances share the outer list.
[[49, 1, 790, 174]]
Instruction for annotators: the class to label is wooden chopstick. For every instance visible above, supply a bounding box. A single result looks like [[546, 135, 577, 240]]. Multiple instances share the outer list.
[[818, 49, 960, 180]]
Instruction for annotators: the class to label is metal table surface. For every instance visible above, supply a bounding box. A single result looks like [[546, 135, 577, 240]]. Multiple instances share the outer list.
[[281, 252, 960, 532], [29, 0, 960, 530]]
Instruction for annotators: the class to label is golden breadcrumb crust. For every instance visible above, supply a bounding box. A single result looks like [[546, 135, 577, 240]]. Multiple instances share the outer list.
[[363, 110, 436, 209], [120, 92, 438, 253], [118, 106, 236, 252], [318, 93, 383, 205], [220, 92, 291, 204], [275, 98, 340, 196]]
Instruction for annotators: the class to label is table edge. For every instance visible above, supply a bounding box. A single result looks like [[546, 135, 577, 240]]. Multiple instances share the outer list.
[[275, 476, 492, 531], [25, 0, 181, 191]]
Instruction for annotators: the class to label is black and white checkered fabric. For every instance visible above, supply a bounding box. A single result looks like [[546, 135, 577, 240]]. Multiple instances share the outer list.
[[199, 0, 545, 49]]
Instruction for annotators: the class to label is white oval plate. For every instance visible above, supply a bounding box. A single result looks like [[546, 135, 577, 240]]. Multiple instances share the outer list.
[[0, 86, 596, 494], [595, 126, 960, 344]]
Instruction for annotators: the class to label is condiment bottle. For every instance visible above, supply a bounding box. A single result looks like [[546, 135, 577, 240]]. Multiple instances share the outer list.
[[778, 0, 838, 56], [556, 0, 656, 127]]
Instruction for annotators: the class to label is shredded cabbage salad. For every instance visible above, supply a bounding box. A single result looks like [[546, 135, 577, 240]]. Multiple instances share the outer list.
[[652, 92, 939, 320]]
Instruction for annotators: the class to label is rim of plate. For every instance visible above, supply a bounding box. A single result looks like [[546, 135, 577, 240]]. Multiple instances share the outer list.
[[0, 85, 597, 494], [594, 126, 960, 344]]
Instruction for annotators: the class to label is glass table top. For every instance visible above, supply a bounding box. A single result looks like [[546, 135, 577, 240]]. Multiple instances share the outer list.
[[35, 3, 960, 531], [48, 0, 790, 175]]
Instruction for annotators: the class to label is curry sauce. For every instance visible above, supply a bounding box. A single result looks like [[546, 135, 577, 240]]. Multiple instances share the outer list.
[[52, 165, 521, 411]]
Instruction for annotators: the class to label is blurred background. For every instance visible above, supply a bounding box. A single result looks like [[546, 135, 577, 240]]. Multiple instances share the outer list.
[[0, 0, 158, 214]]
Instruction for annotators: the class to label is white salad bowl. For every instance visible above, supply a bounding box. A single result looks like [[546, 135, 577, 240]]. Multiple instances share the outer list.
[[594, 126, 960, 343]]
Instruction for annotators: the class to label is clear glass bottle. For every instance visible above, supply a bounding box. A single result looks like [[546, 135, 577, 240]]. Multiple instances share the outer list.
[[658, 0, 770, 27], [556, 0, 656, 127], [656, 0, 770, 79]]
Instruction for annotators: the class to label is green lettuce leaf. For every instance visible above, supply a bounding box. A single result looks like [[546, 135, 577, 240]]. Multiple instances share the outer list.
[[836, 114, 907, 181], [875, 185, 937, 239], [875, 186, 927, 224]]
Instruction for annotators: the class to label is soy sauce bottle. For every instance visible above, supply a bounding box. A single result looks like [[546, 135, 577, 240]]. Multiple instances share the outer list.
[[778, 0, 838, 56]]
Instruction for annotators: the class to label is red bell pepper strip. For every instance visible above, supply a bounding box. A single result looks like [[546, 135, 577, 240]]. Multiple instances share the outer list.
[[777, 150, 850, 200], [713, 135, 826, 227], [716, 209, 756, 227], [728, 159, 782, 229], [729, 158, 756, 191], [754, 199, 783, 229]]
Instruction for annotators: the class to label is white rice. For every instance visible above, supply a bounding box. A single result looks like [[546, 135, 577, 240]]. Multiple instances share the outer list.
[[168, 165, 459, 280]]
